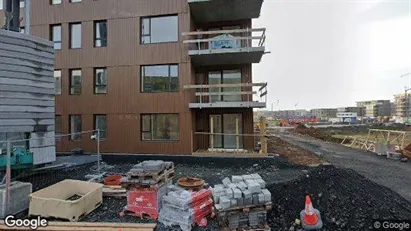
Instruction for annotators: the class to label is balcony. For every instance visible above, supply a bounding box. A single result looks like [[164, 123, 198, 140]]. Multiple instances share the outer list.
[[188, 0, 264, 23], [183, 82, 267, 109], [182, 28, 266, 66]]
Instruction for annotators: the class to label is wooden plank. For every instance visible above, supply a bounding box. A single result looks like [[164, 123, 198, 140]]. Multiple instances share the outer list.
[[184, 83, 266, 89], [183, 36, 263, 44], [195, 132, 263, 137], [182, 28, 266, 36], [195, 91, 256, 96]]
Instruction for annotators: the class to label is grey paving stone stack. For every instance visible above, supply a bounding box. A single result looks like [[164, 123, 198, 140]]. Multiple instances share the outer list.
[[211, 173, 272, 229], [121, 160, 174, 185]]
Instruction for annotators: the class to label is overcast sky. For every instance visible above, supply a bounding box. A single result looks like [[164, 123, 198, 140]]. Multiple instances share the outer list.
[[253, 0, 411, 110]]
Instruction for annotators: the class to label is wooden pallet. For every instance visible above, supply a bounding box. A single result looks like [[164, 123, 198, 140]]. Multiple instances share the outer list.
[[124, 168, 175, 185], [103, 185, 127, 197], [216, 202, 272, 217], [127, 163, 174, 178], [119, 208, 157, 220], [0, 221, 156, 231]]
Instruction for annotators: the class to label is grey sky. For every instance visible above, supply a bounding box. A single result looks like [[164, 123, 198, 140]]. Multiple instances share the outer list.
[[253, 0, 411, 110]]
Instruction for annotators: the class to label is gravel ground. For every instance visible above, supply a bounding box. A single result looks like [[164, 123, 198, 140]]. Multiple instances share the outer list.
[[279, 132, 411, 203], [15, 153, 411, 231]]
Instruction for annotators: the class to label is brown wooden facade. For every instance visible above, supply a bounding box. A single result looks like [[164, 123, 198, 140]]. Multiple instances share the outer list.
[[0, 0, 260, 155]]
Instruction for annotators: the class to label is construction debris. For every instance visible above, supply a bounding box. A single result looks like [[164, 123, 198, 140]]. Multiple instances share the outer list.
[[212, 174, 272, 230], [0, 181, 32, 218], [159, 185, 214, 231]]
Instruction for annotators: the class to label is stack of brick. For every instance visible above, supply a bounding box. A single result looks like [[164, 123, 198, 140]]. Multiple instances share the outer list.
[[159, 185, 214, 231], [120, 160, 174, 219], [212, 173, 272, 230]]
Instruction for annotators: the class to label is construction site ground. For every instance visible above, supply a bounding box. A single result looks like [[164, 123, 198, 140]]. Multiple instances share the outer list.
[[12, 134, 411, 231]]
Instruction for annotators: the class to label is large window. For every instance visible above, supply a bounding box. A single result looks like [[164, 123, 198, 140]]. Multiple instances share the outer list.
[[208, 70, 242, 102], [54, 70, 62, 95], [69, 23, 81, 49], [69, 69, 82, 95], [50, 24, 62, 50], [141, 15, 178, 44], [141, 65, 178, 92], [70, 0, 81, 2], [69, 115, 82, 140], [94, 115, 107, 139], [94, 68, 107, 94], [94, 20, 107, 47], [141, 114, 179, 141], [55, 115, 62, 141], [51, 0, 62, 4]]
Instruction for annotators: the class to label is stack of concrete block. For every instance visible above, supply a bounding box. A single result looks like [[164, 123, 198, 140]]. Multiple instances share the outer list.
[[129, 160, 174, 173], [227, 211, 267, 229], [121, 160, 174, 185], [159, 187, 213, 231], [212, 173, 271, 211]]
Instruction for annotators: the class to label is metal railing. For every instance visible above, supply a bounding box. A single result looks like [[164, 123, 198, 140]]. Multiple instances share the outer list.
[[183, 82, 267, 106], [182, 28, 266, 51]]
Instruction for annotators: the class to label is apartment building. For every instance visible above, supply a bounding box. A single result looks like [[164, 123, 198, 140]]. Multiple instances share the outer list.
[[0, 0, 267, 154], [393, 94, 411, 123], [337, 106, 365, 117], [356, 100, 391, 118], [310, 108, 338, 120]]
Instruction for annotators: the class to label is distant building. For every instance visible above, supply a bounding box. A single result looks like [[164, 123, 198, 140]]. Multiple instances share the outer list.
[[272, 110, 310, 119], [310, 108, 338, 120], [356, 100, 391, 118], [337, 106, 365, 117], [336, 112, 357, 123], [393, 94, 411, 123]]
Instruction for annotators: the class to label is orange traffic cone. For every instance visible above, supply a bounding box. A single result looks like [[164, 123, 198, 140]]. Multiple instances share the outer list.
[[304, 195, 318, 225], [300, 195, 323, 230]]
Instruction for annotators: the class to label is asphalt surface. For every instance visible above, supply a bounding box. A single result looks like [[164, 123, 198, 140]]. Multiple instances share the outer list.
[[278, 132, 411, 203]]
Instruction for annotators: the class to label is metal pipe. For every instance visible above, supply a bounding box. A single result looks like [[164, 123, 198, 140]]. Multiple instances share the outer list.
[[97, 129, 100, 174], [5, 140, 11, 215], [24, 0, 30, 34]]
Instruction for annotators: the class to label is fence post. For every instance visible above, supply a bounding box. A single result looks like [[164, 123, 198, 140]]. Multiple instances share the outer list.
[[97, 129, 101, 174], [5, 140, 11, 215]]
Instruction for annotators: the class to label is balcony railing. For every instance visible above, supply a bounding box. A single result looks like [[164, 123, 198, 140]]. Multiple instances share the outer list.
[[183, 28, 266, 52], [183, 82, 267, 108]]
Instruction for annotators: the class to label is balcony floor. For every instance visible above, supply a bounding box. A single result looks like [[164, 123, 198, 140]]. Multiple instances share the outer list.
[[188, 0, 264, 23], [188, 47, 265, 66]]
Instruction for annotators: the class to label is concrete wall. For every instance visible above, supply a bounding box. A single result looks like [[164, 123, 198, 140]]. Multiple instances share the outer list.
[[0, 29, 56, 164]]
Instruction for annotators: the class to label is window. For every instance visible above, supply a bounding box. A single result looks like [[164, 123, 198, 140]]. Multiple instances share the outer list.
[[50, 24, 62, 50], [19, 0, 24, 8], [55, 115, 62, 141], [0, 0, 2, 10], [69, 23, 81, 49], [94, 115, 107, 139], [69, 69, 82, 95], [54, 70, 62, 95], [94, 20, 107, 47], [94, 68, 107, 94], [20, 27, 24, 34], [141, 65, 178, 92], [141, 15, 178, 44], [141, 114, 179, 141], [69, 115, 82, 140], [70, 0, 81, 2], [51, 0, 62, 4]]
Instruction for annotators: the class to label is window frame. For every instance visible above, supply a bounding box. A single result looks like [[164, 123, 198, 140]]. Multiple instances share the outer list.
[[94, 20, 108, 48], [69, 0, 81, 3], [50, 24, 62, 50], [141, 114, 179, 141], [69, 115, 82, 141], [140, 14, 179, 45], [93, 114, 107, 140], [69, 69, 82, 95], [94, 67, 107, 94], [141, 64, 179, 93], [54, 70, 62, 95], [69, 22, 82, 49]]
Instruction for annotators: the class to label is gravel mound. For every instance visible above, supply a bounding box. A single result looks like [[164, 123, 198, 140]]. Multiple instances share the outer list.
[[268, 165, 411, 231]]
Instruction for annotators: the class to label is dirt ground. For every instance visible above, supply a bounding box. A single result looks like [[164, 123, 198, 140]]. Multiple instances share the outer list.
[[16, 154, 411, 231], [267, 135, 326, 166]]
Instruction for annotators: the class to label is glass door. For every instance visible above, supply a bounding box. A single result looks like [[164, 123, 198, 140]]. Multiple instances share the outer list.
[[222, 70, 241, 102], [209, 115, 222, 148], [208, 72, 222, 103]]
